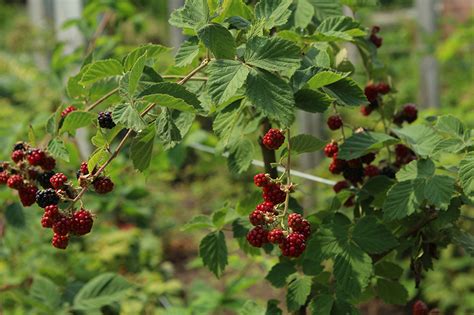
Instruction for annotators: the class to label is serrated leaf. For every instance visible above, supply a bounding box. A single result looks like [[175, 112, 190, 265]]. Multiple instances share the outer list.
[[47, 138, 70, 162], [123, 44, 170, 71], [240, 300, 266, 315], [207, 60, 249, 105], [308, 0, 342, 19], [289, 134, 325, 155], [5, 203, 25, 228], [213, 101, 245, 148], [265, 262, 296, 288], [140, 82, 201, 111], [130, 124, 156, 171], [175, 37, 200, 67], [294, 89, 332, 113], [30, 276, 61, 310], [244, 36, 300, 74], [323, 77, 367, 106], [198, 23, 236, 59], [424, 175, 456, 209], [459, 152, 474, 198], [307, 70, 349, 89], [255, 0, 292, 29], [227, 138, 255, 174], [156, 109, 194, 149], [182, 215, 214, 231], [435, 114, 465, 138], [294, 0, 314, 29], [317, 16, 360, 33], [73, 273, 132, 310], [128, 53, 146, 97], [80, 59, 123, 85], [286, 275, 312, 312], [112, 103, 146, 131], [392, 125, 443, 157], [452, 230, 474, 256], [87, 148, 109, 172], [375, 278, 408, 305], [246, 69, 295, 127], [309, 294, 334, 315], [226, 16, 252, 29], [338, 132, 398, 160], [396, 159, 435, 181], [60, 111, 96, 134], [199, 231, 228, 277], [374, 261, 404, 280], [265, 299, 283, 315], [383, 180, 422, 221], [352, 216, 398, 254], [169, 0, 209, 30], [432, 138, 465, 154]]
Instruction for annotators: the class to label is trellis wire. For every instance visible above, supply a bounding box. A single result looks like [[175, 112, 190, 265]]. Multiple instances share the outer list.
[[187, 143, 337, 186]]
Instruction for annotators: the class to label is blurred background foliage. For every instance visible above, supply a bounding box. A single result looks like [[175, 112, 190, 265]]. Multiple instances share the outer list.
[[0, 0, 472, 314]]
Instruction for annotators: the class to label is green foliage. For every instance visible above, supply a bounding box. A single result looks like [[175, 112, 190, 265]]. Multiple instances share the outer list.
[[199, 231, 228, 278]]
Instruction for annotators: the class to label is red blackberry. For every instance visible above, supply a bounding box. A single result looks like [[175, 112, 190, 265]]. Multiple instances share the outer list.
[[343, 166, 364, 185], [361, 152, 376, 164], [262, 183, 286, 204], [267, 229, 285, 244], [262, 128, 285, 150], [41, 205, 60, 228], [280, 232, 306, 257], [370, 34, 382, 48], [376, 82, 390, 94], [347, 158, 362, 169], [395, 144, 410, 158], [249, 209, 266, 226], [80, 162, 89, 175], [36, 188, 60, 208], [93, 176, 114, 194], [402, 104, 418, 123], [333, 180, 349, 193], [360, 105, 373, 116], [364, 165, 380, 178], [71, 209, 94, 235], [329, 154, 346, 174], [288, 214, 311, 238], [19, 184, 38, 207], [27, 149, 45, 166], [247, 226, 269, 247], [324, 141, 338, 158], [11, 150, 24, 163], [253, 173, 270, 187], [288, 213, 304, 229], [412, 300, 429, 315], [256, 201, 274, 213], [50, 173, 68, 189], [37, 171, 55, 189], [28, 170, 38, 180], [98, 111, 116, 129], [7, 174, 24, 190], [41, 156, 56, 171], [392, 112, 405, 126], [364, 84, 379, 102], [0, 171, 10, 185], [52, 215, 72, 236], [52, 233, 69, 249], [61, 106, 76, 118], [327, 115, 343, 130]]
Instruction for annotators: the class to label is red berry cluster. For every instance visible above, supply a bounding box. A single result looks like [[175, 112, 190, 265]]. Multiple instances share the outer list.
[[262, 128, 285, 150], [246, 173, 311, 257], [411, 300, 439, 315], [393, 104, 418, 125], [369, 25, 383, 48]]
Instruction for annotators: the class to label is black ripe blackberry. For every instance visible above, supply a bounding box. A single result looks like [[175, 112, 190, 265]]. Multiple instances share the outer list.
[[381, 166, 397, 179], [13, 142, 26, 151], [98, 112, 116, 129], [38, 171, 55, 189], [36, 188, 60, 208]]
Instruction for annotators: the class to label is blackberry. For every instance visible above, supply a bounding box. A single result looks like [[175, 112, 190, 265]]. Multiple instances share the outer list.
[[37, 171, 55, 189], [364, 84, 379, 102], [267, 229, 284, 244], [343, 166, 364, 185], [262, 128, 285, 150], [327, 115, 343, 130], [380, 166, 397, 179], [50, 173, 68, 189], [13, 142, 26, 151], [71, 209, 94, 235], [333, 180, 349, 193], [7, 174, 24, 190], [11, 150, 24, 163], [52, 215, 72, 236], [376, 82, 390, 94], [360, 105, 373, 116], [249, 209, 266, 226], [247, 226, 268, 247], [262, 183, 286, 204], [0, 171, 10, 185], [36, 188, 60, 208], [256, 201, 274, 213], [412, 300, 429, 315], [52, 233, 69, 249], [279, 232, 306, 257], [19, 184, 38, 207], [98, 111, 116, 129], [288, 213, 311, 239], [41, 156, 56, 171], [41, 205, 60, 228], [403, 104, 418, 123], [93, 176, 114, 194], [361, 152, 376, 164], [324, 141, 338, 158], [253, 173, 269, 187], [27, 149, 45, 166], [364, 165, 380, 178]]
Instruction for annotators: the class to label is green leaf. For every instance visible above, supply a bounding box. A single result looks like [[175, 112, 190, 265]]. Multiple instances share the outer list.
[[383, 180, 422, 221], [87, 148, 109, 172], [207, 60, 249, 105], [338, 132, 398, 160], [199, 231, 228, 277], [5, 203, 25, 228], [309, 294, 334, 315], [307, 70, 349, 89], [392, 125, 443, 157], [30, 276, 61, 310], [175, 37, 200, 67], [374, 261, 404, 280], [73, 273, 132, 310], [265, 262, 296, 288], [60, 111, 96, 134], [246, 69, 295, 127], [375, 278, 408, 305], [323, 77, 367, 106], [80, 59, 123, 85], [352, 216, 398, 254], [123, 44, 170, 71], [130, 124, 156, 171], [112, 103, 146, 131], [424, 175, 456, 209], [198, 23, 236, 59], [244, 36, 301, 74], [286, 275, 312, 312], [213, 101, 245, 148], [47, 138, 70, 162], [140, 82, 202, 111], [307, 0, 342, 19], [182, 215, 214, 231], [226, 16, 252, 29], [452, 230, 474, 256], [169, 0, 209, 30], [316, 16, 360, 33], [459, 152, 474, 198], [435, 114, 465, 138], [290, 134, 326, 154], [240, 301, 266, 315], [228, 138, 255, 174], [294, 0, 315, 29], [396, 159, 435, 181], [128, 53, 146, 97], [156, 109, 194, 149], [432, 138, 465, 154], [265, 300, 283, 315], [294, 89, 332, 113], [255, 0, 292, 29]]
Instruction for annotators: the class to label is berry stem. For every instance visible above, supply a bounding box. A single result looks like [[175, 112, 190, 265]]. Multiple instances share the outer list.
[[378, 98, 392, 163], [281, 128, 292, 225], [85, 87, 119, 112], [332, 103, 346, 140]]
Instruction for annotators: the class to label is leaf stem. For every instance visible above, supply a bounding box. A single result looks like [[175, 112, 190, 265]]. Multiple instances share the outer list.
[[162, 75, 208, 81], [178, 58, 210, 85]]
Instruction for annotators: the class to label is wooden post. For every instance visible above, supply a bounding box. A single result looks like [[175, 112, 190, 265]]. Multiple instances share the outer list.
[[168, 0, 185, 51], [27, 0, 49, 70]]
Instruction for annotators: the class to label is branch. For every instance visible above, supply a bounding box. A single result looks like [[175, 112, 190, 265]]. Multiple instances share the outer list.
[[178, 58, 210, 84], [86, 11, 114, 55], [85, 87, 119, 112], [162, 75, 208, 81], [259, 119, 278, 178]]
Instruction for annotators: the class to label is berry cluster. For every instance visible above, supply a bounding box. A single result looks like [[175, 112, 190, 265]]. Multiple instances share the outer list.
[[98, 111, 116, 129], [393, 104, 418, 126], [0, 141, 115, 249], [262, 128, 285, 150], [363, 81, 390, 110], [369, 25, 383, 48]]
